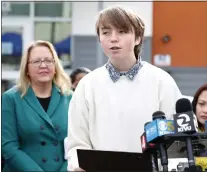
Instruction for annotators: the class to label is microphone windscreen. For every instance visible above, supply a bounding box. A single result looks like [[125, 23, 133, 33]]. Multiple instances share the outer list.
[[144, 122, 151, 127], [152, 111, 166, 120], [176, 98, 193, 113]]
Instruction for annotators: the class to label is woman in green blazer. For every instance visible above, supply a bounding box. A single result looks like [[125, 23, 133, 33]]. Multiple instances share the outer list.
[[2, 40, 72, 172]]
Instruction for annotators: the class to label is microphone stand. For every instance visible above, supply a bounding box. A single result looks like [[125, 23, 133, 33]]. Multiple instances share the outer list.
[[186, 137, 196, 167], [159, 143, 168, 172]]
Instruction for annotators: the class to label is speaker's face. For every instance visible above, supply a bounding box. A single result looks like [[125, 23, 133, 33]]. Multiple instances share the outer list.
[[196, 90, 207, 125]]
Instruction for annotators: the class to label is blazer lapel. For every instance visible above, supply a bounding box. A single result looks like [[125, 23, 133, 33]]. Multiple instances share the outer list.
[[47, 84, 61, 117], [24, 86, 54, 128]]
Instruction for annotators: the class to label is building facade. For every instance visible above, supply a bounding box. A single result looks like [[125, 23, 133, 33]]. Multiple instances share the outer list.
[[2, 1, 207, 95]]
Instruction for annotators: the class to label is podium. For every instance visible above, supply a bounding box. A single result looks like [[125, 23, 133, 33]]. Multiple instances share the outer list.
[[77, 149, 153, 171]]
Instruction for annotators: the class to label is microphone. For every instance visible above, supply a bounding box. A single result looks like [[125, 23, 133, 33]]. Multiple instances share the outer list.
[[145, 112, 174, 143], [152, 111, 168, 172], [173, 98, 198, 167], [174, 98, 198, 133], [205, 120, 207, 132], [141, 122, 158, 172], [141, 122, 156, 153], [145, 111, 170, 172]]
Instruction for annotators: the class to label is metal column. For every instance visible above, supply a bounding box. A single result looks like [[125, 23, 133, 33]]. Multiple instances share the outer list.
[[96, 1, 104, 68]]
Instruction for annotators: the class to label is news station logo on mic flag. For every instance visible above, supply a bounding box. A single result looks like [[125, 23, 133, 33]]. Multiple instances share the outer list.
[[145, 121, 158, 142], [158, 120, 174, 135], [173, 112, 198, 133], [145, 120, 174, 142]]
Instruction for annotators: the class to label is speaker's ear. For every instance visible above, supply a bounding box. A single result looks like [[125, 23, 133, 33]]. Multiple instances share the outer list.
[[135, 36, 141, 45]]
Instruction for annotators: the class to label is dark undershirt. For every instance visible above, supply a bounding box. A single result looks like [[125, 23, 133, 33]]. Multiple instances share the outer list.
[[37, 96, 51, 112]]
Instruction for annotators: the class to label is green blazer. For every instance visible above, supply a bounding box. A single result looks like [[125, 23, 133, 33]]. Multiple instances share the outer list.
[[2, 84, 72, 172]]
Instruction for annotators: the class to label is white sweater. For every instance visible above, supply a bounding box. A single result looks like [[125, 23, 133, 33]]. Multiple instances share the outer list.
[[65, 61, 182, 171]]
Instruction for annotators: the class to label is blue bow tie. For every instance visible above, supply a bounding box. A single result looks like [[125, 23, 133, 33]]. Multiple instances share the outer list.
[[105, 61, 143, 82]]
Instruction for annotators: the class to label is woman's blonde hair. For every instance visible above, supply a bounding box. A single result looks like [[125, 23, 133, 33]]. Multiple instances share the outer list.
[[17, 40, 71, 97]]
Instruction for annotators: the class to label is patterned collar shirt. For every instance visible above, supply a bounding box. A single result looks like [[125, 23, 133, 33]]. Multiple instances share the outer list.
[[105, 58, 143, 82]]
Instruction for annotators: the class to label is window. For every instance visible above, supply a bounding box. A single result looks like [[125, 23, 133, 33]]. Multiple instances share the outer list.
[[35, 22, 72, 68], [34, 2, 72, 18], [2, 2, 30, 16], [1, 26, 23, 69]]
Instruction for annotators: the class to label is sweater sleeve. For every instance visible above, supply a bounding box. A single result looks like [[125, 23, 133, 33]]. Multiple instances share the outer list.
[[64, 79, 93, 171], [158, 72, 182, 119], [2, 92, 44, 171]]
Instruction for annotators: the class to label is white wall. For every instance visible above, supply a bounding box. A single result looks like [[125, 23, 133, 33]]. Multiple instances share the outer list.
[[72, 1, 153, 37], [103, 2, 152, 37], [72, 2, 98, 35]]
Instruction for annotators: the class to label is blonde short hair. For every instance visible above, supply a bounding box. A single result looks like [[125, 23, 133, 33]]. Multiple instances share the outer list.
[[96, 5, 145, 60], [17, 40, 71, 97]]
